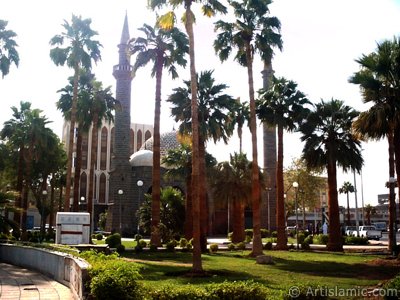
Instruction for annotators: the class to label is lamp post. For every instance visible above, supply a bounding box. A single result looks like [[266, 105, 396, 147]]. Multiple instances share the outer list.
[[137, 180, 143, 234], [389, 176, 397, 255], [266, 187, 272, 231], [118, 189, 123, 234], [41, 190, 48, 243], [353, 170, 360, 237], [80, 196, 85, 212], [293, 181, 299, 250]]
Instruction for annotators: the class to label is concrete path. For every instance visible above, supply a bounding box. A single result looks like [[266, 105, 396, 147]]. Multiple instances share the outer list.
[[0, 262, 74, 300]]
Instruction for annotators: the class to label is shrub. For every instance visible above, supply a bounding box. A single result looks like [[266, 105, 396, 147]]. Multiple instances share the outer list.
[[245, 235, 252, 243], [236, 242, 246, 250], [166, 240, 176, 252], [138, 239, 147, 248], [261, 228, 270, 238], [116, 244, 125, 254], [245, 229, 253, 238], [227, 243, 235, 251], [313, 234, 328, 245], [384, 273, 400, 300], [179, 238, 188, 248], [288, 243, 295, 250], [149, 244, 158, 252], [96, 233, 103, 240], [105, 233, 121, 248], [304, 235, 313, 245], [263, 241, 273, 250], [227, 232, 233, 241], [134, 245, 143, 253], [297, 232, 306, 245], [301, 242, 310, 250], [209, 243, 218, 253], [134, 234, 142, 241], [344, 236, 368, 245], [271, 231, 278, 238]]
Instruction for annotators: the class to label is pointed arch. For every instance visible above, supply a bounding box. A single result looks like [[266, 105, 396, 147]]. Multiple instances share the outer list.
[[80, 172, 87, 201], [82, 132, 89, 169], [137, 129, 143, 151], [99, 173, 106, 204], [100, 127, 108, 170], [110, 127, 115, 167], [130, 129, 135, 154], [145, 130, 152, 142]]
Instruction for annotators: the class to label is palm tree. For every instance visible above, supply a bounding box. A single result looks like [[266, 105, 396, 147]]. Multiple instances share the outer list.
[[257, 76, 310, 249], [50, 14, 102, 212], [338, 181, 354, 226], [214, 0, 282, 256], [0, 20, 19, 78], [128, 23, 188, 246], [300, 99, 363, 251], [212, 153, 252, 243], [168, 70, 236, 250], [149, 0, 227, 273], [232, 99, 250, 153], [364, 204, 377, 225], [0, 191, 18, 234], [349, 37, 400, 254]]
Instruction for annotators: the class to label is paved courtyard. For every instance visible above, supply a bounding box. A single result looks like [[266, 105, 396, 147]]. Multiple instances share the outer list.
[[0, 262, 74, 300]]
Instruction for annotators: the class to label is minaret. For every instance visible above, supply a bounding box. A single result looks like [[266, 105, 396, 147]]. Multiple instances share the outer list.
[[262, 61, 277, 230], [107, 14, 135, 235]]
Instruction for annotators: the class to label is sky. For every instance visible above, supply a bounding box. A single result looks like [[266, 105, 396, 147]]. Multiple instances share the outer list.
[[1, 0, 400, 208]]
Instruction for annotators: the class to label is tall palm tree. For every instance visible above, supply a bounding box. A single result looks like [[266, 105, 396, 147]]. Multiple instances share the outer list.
[[300, 99, 363, 251], [149, 0, 227, 273], [338, 181, 354, 226], [349, 37, 400, 254], [50, 14, 102, 212], [257, 76, 310, 249], [214, 0, 282, 256], [232, 99, 250, 153], [1, 102, 32, 227], [168, 70, 236, 250], [212, 153, 252, 243], [128, 23, 188, 246], [364, 204, 376, 225], [0, 20, 19, 78]]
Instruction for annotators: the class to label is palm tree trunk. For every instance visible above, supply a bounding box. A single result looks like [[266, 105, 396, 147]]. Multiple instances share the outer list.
[[49, 176, 55, 228], [275, 125, 287, 249], [150, 58, 163, 247], [346, 193, 351, 226], [199, 135, 208, 252], [387, 131, 396, 254], [185, 4, 202, 273], [73, 128, 83, 212], [184, 170, 193, 239], [245, 44, 263, 257], [64, 64, 80, 212], [88, 115, 99, 236], [326, 154, 343, 252], [232, 201, 245, 243], [14, 145, 24, 225]]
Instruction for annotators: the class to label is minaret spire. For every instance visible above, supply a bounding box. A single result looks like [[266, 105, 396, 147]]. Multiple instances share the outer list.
[[120, 12, 130, 44]]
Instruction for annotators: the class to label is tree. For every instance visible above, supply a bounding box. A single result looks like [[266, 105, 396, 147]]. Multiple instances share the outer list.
[[149, 0, 227, 273], [214, 0, 282, 256], [232, 99, 250, 153], [0, 20, 19, 78], [257, 76, 310, 249], [364, 204, 376, 225], [128, 23, 188, 246], [300, 99, 363, 251], [0, 191, 19, 234], [212, 153, 252, 243], [50, 14, 102, 212], [338, 181, 354, 226], [168, 70, 236, 250], [349, 37, 400, 254]]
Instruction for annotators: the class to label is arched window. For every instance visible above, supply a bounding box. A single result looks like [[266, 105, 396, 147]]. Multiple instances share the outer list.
[[80, 172, 87, 201], [137, 129, 142, 151], [100, 127, 108, 170], [82, 132, 89, 169], [110, 127, 115, 167], [145, 130, 152, 142], [99, 173, 106, 204], [130, 129, 135, 154]]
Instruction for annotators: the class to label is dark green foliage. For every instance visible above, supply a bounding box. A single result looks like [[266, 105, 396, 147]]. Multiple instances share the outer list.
[[313, 234, 328, 245], [297, 232, 306, 245], [149, 244, 158, 252], [116, 244, 125, 254], [384, 274, 400, 300], [227, 243, 235, 251], [344, 236, 369, 245], [148, 280, 268, 300], [166, 239, 177, 252], [179, 238, 188, 248], [209, 243, 218, 253], [105, 233, 121, 248], [304, 235, 313, 245], [263, 241, 273, 250], [271, 231, 278, 238], [261, 229, 270, 238], [301, 242, 310, 250], [138, 239, 147, 248], [236, 242, 246, 250], [96, 233, 103, 240]]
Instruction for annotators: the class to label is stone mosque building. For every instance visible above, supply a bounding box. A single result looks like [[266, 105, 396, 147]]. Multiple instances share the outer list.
[[63, 15, 278, 236]]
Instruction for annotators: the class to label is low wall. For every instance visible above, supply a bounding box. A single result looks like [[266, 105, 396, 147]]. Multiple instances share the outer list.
[[0, 244, 89, 300]]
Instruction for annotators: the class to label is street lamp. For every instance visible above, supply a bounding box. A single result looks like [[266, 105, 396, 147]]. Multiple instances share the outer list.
[[389, 176, 397, 254], [118, 189, 123, 234], [353, 170, 360, 237], [80, 196, 85, 211], [293, 181, 299, 250], [266, 187, 272, 231], [137, 180, 143, 234], [41, 190, 48, 243]]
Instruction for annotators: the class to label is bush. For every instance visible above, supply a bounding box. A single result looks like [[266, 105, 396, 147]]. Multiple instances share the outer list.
[[116, 244, 125, 254], [149, 244, 158, 251], [301, 242, 310, 250], [271, 231, 278, 238], [209, 243, 218, 253], [384, 273, 400, 300], [138, 239, 147, 248], [263, 241, 273, 250], [245, 235, 252, 243], [344, 236, 368, 245], [179, 238, 188, 248], [261, 228, 270, 238], [96, 233, 103, 240], [166, 240, 177, 252], [227, 232, 233, 241], [304, 235, 313, 245], [227, 243, 235, 251], [105, 233, 122, 248], [134, 245, 143, 253], [236, 242, 246, 250], [313, 234, 328, 245], [245, 229, 253, 238]]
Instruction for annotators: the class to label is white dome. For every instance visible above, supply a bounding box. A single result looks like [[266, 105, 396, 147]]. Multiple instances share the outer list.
[[129, 150, 153, 167]]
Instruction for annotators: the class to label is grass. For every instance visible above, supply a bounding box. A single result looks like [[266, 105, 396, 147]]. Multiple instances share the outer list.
[[92, 238, 137, 248], [120, 250, 400, 299]]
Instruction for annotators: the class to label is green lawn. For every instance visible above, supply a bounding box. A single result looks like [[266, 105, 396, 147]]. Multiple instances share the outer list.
[[121, 250, 399, 299]]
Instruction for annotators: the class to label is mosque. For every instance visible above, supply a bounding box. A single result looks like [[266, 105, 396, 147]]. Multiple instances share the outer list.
[[62, 15, 278, 236]]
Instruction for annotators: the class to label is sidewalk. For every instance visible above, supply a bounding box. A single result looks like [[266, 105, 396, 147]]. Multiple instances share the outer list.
[[0, 262, 74, 300]]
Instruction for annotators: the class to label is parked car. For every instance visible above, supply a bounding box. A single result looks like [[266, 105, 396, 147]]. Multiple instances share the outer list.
[[345, 226, 356, 236], [354, 226, 381, 240], [371, 222, 386, 232]]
